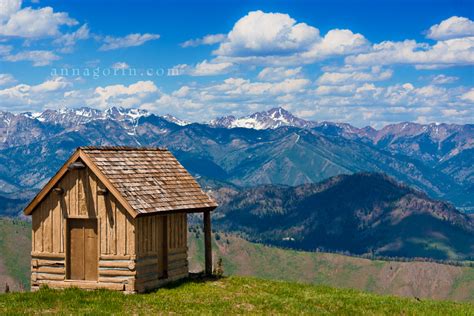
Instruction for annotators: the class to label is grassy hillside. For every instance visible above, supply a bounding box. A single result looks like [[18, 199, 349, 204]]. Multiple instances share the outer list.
[[0, 218, 473, 303], [0, 218, 30, 291], [0, 276, 472, 315], [188, 231, 474, 302]]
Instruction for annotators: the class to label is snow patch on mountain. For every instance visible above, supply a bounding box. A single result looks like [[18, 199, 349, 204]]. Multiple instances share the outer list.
[[162, 114, 190, 126]]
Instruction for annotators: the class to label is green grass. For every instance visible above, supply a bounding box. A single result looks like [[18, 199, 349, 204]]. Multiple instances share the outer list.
[[189, 232, 474, 302], [0, 276, 472, 315], [1, 219, 473, 304]]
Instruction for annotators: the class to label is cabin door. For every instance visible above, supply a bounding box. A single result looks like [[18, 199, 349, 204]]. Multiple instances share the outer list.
[[67, 219, 98, 281]]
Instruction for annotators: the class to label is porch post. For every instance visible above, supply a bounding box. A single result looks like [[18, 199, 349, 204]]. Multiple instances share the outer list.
[[203, 210, 212, 275]]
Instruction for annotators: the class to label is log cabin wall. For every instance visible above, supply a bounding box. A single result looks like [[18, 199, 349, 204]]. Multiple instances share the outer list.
[[30, 166, 136, 292], [135, 213, 188, 292]]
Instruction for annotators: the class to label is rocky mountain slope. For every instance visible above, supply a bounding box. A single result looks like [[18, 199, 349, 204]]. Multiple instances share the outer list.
[[0, 106, 471, 213], [215, 173, 474, 260]]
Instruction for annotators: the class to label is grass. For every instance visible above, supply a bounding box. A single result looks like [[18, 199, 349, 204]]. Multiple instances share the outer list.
[[189, 232, 474, 302], [0, 218, 473, 303], [0, 276, 473, 315]]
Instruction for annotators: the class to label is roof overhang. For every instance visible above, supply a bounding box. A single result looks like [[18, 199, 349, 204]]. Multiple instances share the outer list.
[[23, 148, 219, 219]]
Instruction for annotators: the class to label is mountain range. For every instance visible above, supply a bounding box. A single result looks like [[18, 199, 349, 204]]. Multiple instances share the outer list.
[[215, 172, 474, 260], [0, 106, 472, 213]]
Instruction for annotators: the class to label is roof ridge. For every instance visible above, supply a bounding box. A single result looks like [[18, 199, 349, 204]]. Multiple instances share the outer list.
[[79, 146, 168, 151]]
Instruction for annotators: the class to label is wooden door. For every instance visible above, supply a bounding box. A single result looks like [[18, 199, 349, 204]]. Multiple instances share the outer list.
[[67, 219, 98, 281]]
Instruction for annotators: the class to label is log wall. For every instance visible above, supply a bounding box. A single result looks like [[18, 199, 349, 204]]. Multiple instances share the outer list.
[[135, 213, 188, 292], [31, 166, 136, 291]]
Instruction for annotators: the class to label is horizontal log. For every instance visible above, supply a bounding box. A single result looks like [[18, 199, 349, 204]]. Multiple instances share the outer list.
[[168, 252, 187, 262], [35, 260, 64, 267], [168, 266, 188, 278], [35, 273, 65, 281], [99, 269, 136, 277], [137, 254, 158, 260], [136, 273, 159, 285], [136, 264, 159, 275], [168, 247, 187, 255], [136, 258, 158, 267], [99, 260, 133, 269], [168, 260, 188, 271], [100, 254, 131, 260], [34, 266, 65, 274], [31, 252, 65, 259], [98, 277, 131, 284], [39, 280, 125, 291]]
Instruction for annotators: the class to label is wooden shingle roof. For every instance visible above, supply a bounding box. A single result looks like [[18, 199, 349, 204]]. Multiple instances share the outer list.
[[81, 146, 217, 214], [23, 146, 217, 217]]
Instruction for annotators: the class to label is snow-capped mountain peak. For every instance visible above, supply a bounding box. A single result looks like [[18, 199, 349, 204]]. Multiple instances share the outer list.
[[162, 114, 190, 126], [209, 107, 315, 130]]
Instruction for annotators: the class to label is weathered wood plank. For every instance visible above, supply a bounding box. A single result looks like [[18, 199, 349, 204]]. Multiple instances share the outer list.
[[100, 254, 131, 260], [32, 212, 42, 252], [136, 264, 158, 275], [35, 273, 65, 281], [99, 269, 136, 276], [99, 260, 134, 269], [98, 276, 130, 284], [168, 247, 187, 255], [168, 266, 189, 278], [38, 280, 125, 291], [168, 260, 188, 271], [34, 266, 65, 274], [168, 252, 187, 262], [116, 205, 126, 255], [34, 259, 65, 266], [31, 252, 65, 259]]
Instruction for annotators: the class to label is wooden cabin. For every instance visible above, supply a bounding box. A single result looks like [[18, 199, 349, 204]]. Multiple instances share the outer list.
[[23, 146, 217, 293]]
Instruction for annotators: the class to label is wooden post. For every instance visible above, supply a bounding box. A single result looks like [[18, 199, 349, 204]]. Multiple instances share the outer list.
[[203, 210, 212, 275]]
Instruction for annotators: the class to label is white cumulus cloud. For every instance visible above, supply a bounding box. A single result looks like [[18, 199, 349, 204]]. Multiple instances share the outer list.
[[211, 11, 368, 65], [0, 4, 77, 38], [99, 33, 160, 51], [346, 37, 474, 68], [89, 81, 158, 108], [427, 16, 474, 40]]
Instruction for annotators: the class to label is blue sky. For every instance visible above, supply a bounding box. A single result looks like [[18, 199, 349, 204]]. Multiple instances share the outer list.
[[0, 0, 473, 127]]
